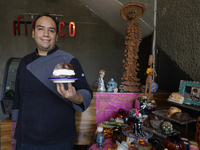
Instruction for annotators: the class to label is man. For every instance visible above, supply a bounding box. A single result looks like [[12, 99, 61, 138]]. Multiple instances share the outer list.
[[12, 13, 93, 150]]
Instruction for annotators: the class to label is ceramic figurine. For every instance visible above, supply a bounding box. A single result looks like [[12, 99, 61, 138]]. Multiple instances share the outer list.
[[132, 119, 143, 137], [161, 121, 173, 135], [97, 70, 106, 92], [107, 78, 118, 92], [119, 85, 125, 92], [96, 133, 105, 149], [114, 87, 118, 93], [144, 55, 157, 102], [151, 81, 159, 93]]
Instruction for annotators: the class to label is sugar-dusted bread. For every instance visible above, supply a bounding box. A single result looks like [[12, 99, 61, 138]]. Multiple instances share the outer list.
[[166, 106, 181, 117], [51, 62, 75, 78]]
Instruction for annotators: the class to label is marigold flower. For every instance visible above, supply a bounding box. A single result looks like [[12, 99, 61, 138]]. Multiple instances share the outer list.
[[146, 68, 151, 74]]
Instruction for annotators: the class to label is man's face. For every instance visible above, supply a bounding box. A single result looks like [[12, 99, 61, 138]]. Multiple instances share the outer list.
[[32, 16, 58, 56]]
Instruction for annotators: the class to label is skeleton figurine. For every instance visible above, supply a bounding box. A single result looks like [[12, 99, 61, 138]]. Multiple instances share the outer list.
[[132, 118, 143, 137]]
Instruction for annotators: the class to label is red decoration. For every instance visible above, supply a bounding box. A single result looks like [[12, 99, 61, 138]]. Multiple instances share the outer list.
[[69, 22, 75, 37], [25, 21, 27, 36], [59, 22, 65, 37], [13, 15, 24, 36], [13, 15, 75, 37]]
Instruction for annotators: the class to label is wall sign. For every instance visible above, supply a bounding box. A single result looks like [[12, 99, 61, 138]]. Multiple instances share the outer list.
[[13, 15, 75, 37]]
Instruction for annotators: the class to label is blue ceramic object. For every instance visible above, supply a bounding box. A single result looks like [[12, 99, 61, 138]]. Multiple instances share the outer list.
[[151, 81, 158, 93], [107, 78, 118, 92], [96, 133, 105, 149]]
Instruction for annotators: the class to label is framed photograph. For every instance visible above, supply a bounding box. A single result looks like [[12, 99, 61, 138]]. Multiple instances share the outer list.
[[179, 80, 200, 106]]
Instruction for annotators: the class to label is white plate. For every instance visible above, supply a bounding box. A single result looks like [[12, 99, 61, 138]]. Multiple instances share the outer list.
[[49, 77, 79, 83]]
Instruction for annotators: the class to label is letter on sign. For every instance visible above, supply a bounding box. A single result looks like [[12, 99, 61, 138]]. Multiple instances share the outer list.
[[13, 15, 24, 36]]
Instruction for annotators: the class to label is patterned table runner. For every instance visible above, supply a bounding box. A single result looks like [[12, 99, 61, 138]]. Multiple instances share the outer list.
[[96, 92, 140, 125]]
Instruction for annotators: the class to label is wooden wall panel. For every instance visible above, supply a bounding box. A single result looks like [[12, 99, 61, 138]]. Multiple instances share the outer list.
[[1, 119, 12, 150], [74, 93, 96, 145]]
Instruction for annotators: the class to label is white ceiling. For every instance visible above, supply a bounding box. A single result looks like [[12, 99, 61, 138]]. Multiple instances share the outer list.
[[79, 0, 154, 38]]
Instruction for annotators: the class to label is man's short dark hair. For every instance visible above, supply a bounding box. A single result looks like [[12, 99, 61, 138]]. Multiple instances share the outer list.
[[33, 12, 59, 34]]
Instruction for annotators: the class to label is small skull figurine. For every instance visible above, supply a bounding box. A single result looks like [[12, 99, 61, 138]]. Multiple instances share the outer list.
[[161, 121, 173, 135], [107, 78, 117, 92], [113, 87, 118, 93], [119, 85, 125, 92]]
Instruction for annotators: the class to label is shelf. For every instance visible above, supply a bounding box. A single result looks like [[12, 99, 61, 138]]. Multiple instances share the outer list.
[[169, 101, 200, 111], [142, 126, 180, 139], [152, 110, 196, 125]]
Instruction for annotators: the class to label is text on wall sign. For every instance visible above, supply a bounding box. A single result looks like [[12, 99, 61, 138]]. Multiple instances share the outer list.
[[13, 15, 75, 37]]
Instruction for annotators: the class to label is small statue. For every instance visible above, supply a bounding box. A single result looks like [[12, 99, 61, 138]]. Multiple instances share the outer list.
[[144, 55, 157, 102], [113, 87, 118, 93], [119, 85, 125, 92], [107, 78, 118, 92], [161, 121, 173, 135], [97, 70, 106, 92], [132, 118, 143, 137]]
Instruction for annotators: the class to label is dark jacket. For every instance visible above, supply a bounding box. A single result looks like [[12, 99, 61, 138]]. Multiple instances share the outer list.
[[12, 46, 93, 145]]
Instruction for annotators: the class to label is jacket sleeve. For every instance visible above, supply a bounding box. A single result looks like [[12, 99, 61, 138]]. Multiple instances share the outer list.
[[70, 58, 93, 112]]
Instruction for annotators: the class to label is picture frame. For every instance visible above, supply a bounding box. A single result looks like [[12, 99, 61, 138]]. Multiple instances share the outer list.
[[179, 80, 200, 106]]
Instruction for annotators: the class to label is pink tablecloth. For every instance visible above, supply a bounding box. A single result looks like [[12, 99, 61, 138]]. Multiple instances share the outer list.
[[89, 138, 151, 150], [96, 92, 140, 125]]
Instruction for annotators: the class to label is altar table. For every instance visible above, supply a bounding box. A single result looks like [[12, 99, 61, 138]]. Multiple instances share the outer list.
[[96, 92, 140, 125]]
